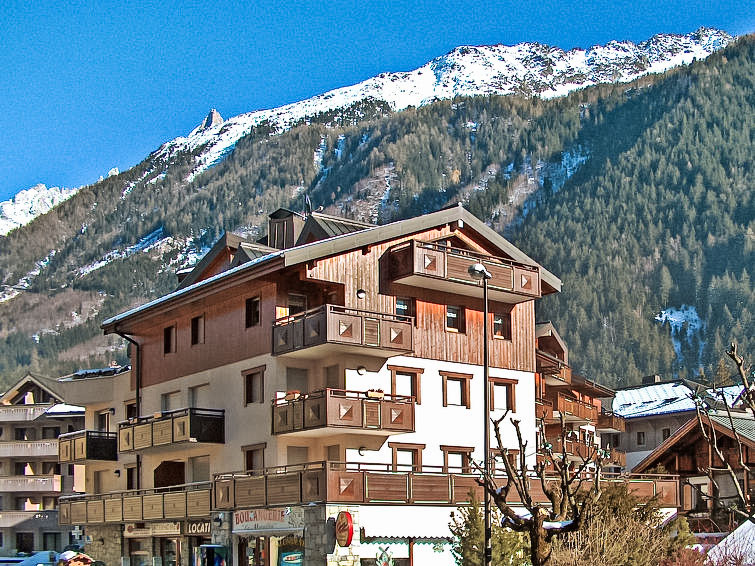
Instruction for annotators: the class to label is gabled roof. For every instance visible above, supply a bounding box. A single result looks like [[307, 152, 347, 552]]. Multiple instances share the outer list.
[[613, 381, 744, 419], [176, 232, 255, 290], [296, 211, 374, 243], [633, 411, 755, 473], [229, 242, 279, 267], [102, 205, 561, 332], [535, 321, 568, 361], [0, 372, 63, 405]]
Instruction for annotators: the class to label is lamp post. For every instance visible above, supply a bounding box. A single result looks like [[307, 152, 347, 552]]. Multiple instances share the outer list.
[[468, 262, 492, 566]]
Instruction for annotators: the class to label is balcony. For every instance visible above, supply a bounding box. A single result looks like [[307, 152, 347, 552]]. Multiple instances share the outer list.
[[272, 304, 413, 359], [0, 510, 59, 529], [596, 411, 626, 433], [384, 240, 541, 304], [58, 482, 211, 526], [271, 389, 415, 437], [606, 448, 627, 468], [59, 430, 117, 463], [545, 438, 597, 462], [537, 350, 572, 386], [0, 475, 62, 493], [0, 440, 58, 458], [118, 408, 224, 453], [213, 461, 680, 510], [0, 405, 52, 422], [551, 393, 598, 423]]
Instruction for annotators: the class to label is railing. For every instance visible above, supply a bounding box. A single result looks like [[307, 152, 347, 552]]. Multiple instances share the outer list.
[[271, 388, 415, 435], [118, 408, 224, 453], [545, 438, 596, 460], [59, 430, 117, 463], [0, 475, 62, 492], [212, 461, 680, 510], [607, 448, 627, 468], [0, 404, 53, 422], [596, 411, 627, 433], [386, 240, 541, 301], [535, 397, 555, 421], [552, 393, 598, 422], [0, 510, 59, 528], [272, 304, 413, 356], [0, 440, 58, 458], [58, 481, 211, 525]]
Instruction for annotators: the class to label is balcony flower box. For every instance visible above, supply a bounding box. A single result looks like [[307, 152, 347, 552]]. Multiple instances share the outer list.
[[366, 389, 385, 400], [285, 391, 301, 402]]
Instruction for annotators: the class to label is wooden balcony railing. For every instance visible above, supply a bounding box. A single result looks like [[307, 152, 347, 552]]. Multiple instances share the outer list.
[[545, 438, 597, 461], [536, 398, 555, 421], [607, 448, 627, 468], [272, 305, 413, 358], [0, 475, 62, 492], [0, 440, 58, 458], [0, 404, 53, 422], [385, 240, 541, 304], [271, 388, 415, 435], [118, 408, 224, 453], [58, 481, 211, 526], [552, 393, 598, 422], [59, 430, 117, 463], [213, 461, 680, 510], [596, 411, 627, 433]]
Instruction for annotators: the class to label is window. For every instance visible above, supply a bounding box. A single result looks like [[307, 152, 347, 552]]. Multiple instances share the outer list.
[[662, 428, 671, 441], [288, 294, 307, 316], [42, 462, 60, 475], [440, 371, 472, 408], [126, 466, 137, 490], [389, 442, 425, 472], [125, 401, 137, 420], [493, 312, 512, 340], [440, 445, 473, 473], [243, 366, 266, 405], [161, 391, 181, 413], [287, 446, 309, 465], [189, 384, 210, 408], [326, 444, 341, 462], [42, 426, 60, 439], [610, 433, 620, 448], [325, 365, 342, 390], [191, 314, 205, 345], [163, 325, 176, 354], [395, 297, 415, 320], [244, 443, 266, 471], [43, 532, 61, 552], [389, 365, 424, 404], [97, 411, 110, 432], [636, 431, 646, 446], [446, 305, 465, 332], [490, 378, 516, 412], [189, 456, 210, 482], [245, 297, 261, 328]]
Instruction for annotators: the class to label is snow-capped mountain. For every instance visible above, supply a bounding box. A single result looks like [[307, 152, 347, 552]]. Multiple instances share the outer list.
[[0, 184, 79, 236], [157, 27, 732, 179]]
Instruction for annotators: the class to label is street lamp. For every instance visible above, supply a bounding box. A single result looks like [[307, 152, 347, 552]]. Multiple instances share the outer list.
[[468, 262, 492, 566]]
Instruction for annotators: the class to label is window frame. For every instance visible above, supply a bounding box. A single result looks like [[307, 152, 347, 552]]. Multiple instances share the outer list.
[[440, 445, 473, 473], [243, 365, 266, 405], [440, 370, 472, 409], [388, 441, 425, 472], [163, 325, 176, 355], [490, 378, 517, 412], [492, 311, 512, 341], [245, 296, 261, 329], [636, 431, 646, 446], [662, 428, 671, 441], [445, 305, 465, 333], [395, 297, 416, 322], [388, 365, 424, 404], [191, 314, 205, 346], [242, 442, 266, 472]]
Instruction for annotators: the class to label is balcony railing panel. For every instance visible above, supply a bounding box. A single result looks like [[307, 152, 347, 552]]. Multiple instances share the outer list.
[[0, 475, 61, 493], [211, 462, 679, 511], [119, 408, 225, 453], [273, 305, 413, 358], [0, 440, 58, 458], [552, 393, 598, 422], [386, 240, 541, 304], [596, 411, 627, 433], [0, 405, 52, 422], [58, 482, 212, 525], [59, 430, 117, 463], [272, 389, 415, 436]]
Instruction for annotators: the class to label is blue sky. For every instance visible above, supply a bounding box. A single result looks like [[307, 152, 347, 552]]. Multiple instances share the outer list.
[[0, 0, 751, 201]]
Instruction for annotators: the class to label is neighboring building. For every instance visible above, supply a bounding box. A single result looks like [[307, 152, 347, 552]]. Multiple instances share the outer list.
[[633, 410, 755, 534], [0, 373, 83, 555], [57, 206, 678, 566], [612, 378, 741, 471]]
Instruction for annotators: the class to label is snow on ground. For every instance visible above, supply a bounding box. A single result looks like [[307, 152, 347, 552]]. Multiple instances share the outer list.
[[77, 227, 168, 276], [655, 305, 705, 363], [0, 185, 79, 235]]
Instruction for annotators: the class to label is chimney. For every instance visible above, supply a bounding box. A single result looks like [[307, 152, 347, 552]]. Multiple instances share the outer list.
[[267, 208, 306, 250], [641, 374, 662, 385]]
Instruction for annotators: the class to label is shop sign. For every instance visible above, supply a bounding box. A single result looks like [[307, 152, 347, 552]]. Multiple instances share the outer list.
[[232, 507, 303, 533], [185, 520, 212, 536], [124, 522, 181, 538], [335, 511, 353, 547]]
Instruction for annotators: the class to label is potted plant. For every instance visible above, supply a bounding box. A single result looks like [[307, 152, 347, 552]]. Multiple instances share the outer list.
[[366, 389, 385, 400], [284, 390, 301, 401]]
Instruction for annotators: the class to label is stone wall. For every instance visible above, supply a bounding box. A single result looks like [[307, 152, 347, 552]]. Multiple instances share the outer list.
[[83, 525, 123, 566]]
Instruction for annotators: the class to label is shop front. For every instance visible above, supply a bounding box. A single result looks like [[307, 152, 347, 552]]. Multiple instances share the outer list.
[[122, 520, 220, 566], [232, 508, 305, 566]]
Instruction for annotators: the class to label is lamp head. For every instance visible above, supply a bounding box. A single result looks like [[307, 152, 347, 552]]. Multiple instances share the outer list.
[[468, 262, 492, 281]]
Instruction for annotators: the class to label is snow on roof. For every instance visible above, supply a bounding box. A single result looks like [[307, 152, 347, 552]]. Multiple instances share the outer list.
[[45, 403, 84, 415], [613, 381, 744, 419], [706, 516, 755, 563]]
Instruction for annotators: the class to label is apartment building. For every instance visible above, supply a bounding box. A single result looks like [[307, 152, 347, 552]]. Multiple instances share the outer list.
[[57, 206, 678, 566], [0, 373, 82, 555]]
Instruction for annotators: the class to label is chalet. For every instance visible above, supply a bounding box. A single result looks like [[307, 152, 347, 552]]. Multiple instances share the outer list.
[[57, 205, 677, 566]]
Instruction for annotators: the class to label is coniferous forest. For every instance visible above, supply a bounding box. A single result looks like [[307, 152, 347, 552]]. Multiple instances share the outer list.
[[0, 35, 752, 388]]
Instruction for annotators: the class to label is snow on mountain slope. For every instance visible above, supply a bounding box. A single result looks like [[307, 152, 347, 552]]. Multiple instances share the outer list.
[[0, 184, 79, 236], [157, 28, 732, 179]]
